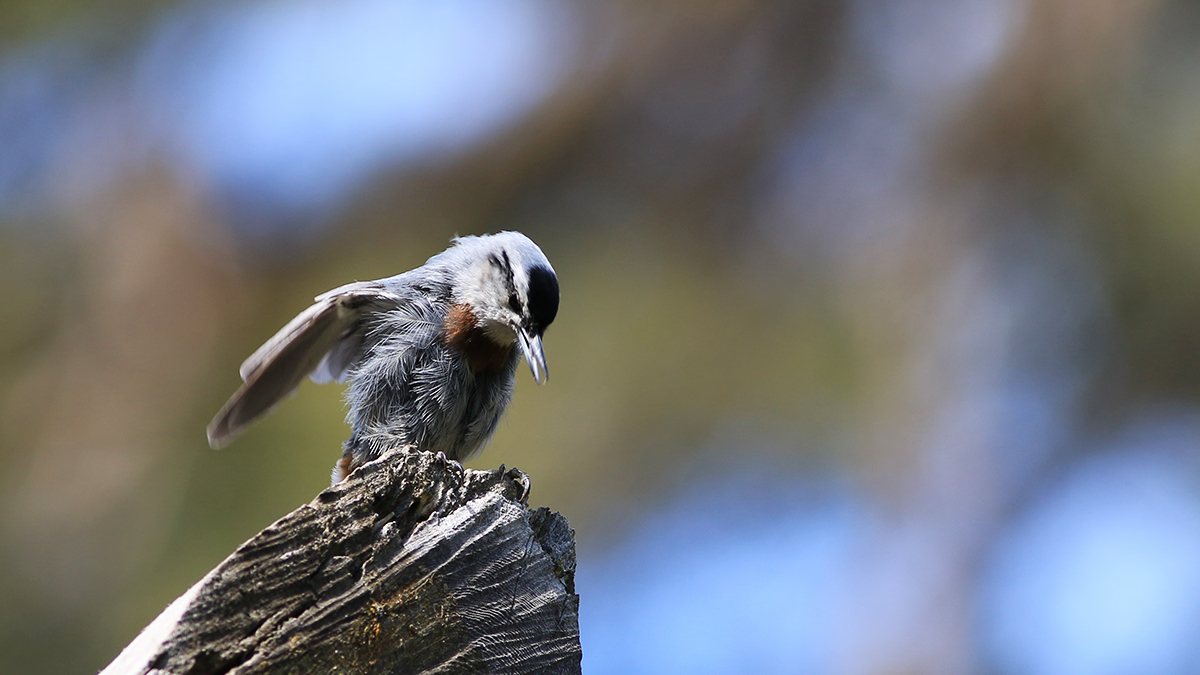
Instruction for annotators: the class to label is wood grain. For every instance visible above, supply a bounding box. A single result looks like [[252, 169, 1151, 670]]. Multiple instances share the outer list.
[[102, 449, 580, 675]]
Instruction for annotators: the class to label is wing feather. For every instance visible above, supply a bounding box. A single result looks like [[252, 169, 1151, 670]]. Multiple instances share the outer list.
[[207, 281, 401, 448]]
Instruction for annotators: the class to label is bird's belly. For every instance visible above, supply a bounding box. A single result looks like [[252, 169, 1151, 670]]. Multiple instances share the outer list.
[[422, 372, 512, 461], [348, 334, 517, 464]]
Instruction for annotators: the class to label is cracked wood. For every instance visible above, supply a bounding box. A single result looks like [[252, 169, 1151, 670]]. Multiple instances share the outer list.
[[102, 449, 581, 675]]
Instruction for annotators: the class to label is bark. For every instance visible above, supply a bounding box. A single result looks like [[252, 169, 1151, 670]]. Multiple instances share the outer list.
[[101, 449, 581, 675]]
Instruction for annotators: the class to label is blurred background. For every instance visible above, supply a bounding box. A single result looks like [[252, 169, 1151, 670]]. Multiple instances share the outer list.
[[2, 0, 1200, 672]]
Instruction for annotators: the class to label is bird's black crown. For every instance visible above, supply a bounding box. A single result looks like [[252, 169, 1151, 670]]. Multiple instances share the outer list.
[[526, 266, 558, 335]]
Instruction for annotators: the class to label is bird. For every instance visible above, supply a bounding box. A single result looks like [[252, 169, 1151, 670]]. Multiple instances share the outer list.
[[207, 231, 559, 484]]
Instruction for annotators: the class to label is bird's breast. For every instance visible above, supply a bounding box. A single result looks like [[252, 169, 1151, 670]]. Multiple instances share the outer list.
[[441, 303, 514, 374]]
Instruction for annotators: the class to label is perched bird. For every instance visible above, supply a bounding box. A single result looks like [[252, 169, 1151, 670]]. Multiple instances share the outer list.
[[207, 232, 559, 483]]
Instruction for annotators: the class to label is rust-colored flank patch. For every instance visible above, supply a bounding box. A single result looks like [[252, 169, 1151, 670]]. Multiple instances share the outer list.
[[336, 455, 355, 483], [442, 304, 513, 374]]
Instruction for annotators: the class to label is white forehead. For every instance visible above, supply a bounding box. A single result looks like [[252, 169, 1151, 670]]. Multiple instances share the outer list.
[[448, 231, 553, 278]]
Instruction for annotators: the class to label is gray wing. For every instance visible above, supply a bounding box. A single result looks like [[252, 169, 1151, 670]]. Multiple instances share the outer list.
[[207, 280, 403, 448]]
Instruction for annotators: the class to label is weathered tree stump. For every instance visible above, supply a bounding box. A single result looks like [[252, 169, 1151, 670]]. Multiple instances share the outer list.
[[102, 449, 581, 675]]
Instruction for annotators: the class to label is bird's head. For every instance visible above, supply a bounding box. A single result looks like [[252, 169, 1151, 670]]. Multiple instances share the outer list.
[[449, 232, 559, 383]]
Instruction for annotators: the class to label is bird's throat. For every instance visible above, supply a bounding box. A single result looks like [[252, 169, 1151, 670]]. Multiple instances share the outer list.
[[442, 304, 514, 374]]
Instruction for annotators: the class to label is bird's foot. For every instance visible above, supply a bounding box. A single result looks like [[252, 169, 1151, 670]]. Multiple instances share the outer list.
[[504, 467, 532, 503]]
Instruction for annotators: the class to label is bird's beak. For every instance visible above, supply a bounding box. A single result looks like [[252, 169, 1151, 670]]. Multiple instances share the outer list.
[[517, 328, 548, 384]]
